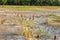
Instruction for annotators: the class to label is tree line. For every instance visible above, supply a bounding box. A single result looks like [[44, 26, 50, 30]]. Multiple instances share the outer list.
[[0, 0, 60, 6]]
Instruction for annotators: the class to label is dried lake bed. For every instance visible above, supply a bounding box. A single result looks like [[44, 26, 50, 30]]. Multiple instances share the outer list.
[[0, 8, 60, 40]]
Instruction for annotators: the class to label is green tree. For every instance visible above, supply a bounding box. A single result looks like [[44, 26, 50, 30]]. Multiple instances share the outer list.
[[53, 0, 60, 6], [2, 0, 7, 5], [14, 0, 20, 5], [0, 0, 2, 5], [20, 0, 31, 5], [0, 0, 60, 6], [7, 0, 14, 5]]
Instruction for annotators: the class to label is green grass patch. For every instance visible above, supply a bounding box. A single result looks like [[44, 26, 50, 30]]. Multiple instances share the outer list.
[[0, 5, 60, 12]]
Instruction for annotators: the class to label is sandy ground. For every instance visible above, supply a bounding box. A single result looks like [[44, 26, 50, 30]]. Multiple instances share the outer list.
[[0, 8, 59, 29], [0, 7, 60, 40]]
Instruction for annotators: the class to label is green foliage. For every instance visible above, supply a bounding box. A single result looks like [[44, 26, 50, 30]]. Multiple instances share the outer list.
[[0, 0, 2, 5], [0, 0, 60, 6], [7, 0, 14, 5], [36, 30, 43, 35], [3, 0, 7, 5]]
